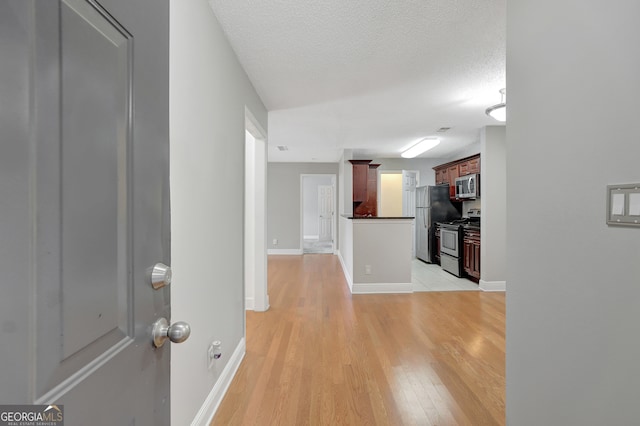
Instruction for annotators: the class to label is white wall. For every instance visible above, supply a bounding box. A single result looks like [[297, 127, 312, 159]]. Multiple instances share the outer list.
[[371, 157, 441, 187], [340, 150, 354, 215], [267, 163, 339, 251], [507, 1, 640, 424], [170, 1, 267, 424], [480, 126, 506, 290], [244, 129, 268, 312], [244, 132, 255, 308], [446, 141, 481, 162], [338, 216, 354, 288], [352, 220, 413, 286], [379, 173, 403, 217]]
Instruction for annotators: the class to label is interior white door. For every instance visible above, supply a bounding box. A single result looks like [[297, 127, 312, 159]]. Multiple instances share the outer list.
[[318, 185, 334, 242], [0, 1, 176, 424], [402, 170, 418, 216]]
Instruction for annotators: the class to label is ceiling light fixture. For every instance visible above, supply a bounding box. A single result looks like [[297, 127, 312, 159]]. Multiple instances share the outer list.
[[401, 138, 440, 158], [485, 88, 506, 122]]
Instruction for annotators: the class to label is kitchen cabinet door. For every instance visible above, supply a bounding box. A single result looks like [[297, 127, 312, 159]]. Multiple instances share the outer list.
[[463, 230, 481, 281], [473, 242, 481, 278], [467, 157, 480, 174], [447, 165, 459, 185], [352, 163, 369, 202], [463, 239, 472, 271]]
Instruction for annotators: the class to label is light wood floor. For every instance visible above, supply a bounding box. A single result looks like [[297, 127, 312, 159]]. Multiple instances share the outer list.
[[211, 255, 505, 425]]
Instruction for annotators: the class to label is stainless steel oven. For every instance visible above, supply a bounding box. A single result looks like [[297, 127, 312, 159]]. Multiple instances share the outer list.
[[439, 223, 463, 277], [440, 226, 460, 257]]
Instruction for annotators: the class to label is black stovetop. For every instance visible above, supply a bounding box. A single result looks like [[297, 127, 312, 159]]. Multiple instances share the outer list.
[[438, 218, 480, 228]]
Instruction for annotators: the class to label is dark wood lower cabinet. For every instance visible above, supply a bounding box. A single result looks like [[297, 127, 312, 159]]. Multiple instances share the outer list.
[[434, 225, 441, 265], [463, 229, 480, 281]]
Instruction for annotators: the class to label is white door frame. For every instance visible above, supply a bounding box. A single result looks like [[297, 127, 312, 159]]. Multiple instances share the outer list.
[[245, 107, 269, 312], [300, 174, 337, 254]]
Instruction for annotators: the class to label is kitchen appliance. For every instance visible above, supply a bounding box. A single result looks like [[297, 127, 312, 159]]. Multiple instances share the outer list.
[[439, 220, 466, 277], [415, 185, 461, 263], [439, 210, 481, 277], [455, 173, 479, 199]]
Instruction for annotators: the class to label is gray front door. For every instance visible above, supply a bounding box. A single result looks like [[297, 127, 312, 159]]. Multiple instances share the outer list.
[[0, 0, 173, 424]]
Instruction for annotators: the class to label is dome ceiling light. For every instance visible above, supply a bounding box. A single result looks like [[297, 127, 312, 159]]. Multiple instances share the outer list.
[[486, 88, 506, 122]]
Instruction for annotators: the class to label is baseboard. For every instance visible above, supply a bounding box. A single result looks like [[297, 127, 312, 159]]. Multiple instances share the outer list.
[[190, 338, 246, 426], [245, 296, 271, 311], [351, 282, 413, 294], [245, 297, 254, 310], [303, 235, 319, 240], [336, 250, 353, 292], [267, 249, 302, 255], [267, 248, 303, 255], [479, 279, 506, 292]]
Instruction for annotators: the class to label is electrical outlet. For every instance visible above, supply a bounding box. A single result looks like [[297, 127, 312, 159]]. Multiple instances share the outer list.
[[273, 238, 278, 245], [365, 265, 372, 275]]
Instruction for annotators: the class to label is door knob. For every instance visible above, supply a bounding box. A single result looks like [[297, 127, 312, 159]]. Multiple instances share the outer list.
[[151, 263, 172, 290], [152, 317, 191, 348]]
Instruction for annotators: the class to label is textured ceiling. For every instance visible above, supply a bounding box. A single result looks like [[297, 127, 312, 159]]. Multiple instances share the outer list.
[[208, 0, 506, 162]]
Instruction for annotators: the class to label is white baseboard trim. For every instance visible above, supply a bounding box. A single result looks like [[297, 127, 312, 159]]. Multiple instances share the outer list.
[[263, 295, 270, 312], [351, 282, 413, 294], [479, 279, 506, 292], [267, 248, 303, 255], [303, 235, 319, 240], [245, 296, 271, 311], [336, 250, 353, 292], [245, 297, 254, 310], [191, 338, 246, 426]]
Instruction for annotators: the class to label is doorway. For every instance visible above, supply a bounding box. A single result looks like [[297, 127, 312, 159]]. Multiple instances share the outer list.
[[378, 169, 419, 256], [245, 109, 269, 312], [301, 174, 336, 254]]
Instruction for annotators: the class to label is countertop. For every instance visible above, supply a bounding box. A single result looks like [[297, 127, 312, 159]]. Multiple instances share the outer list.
[[342, 214, 415, 220]]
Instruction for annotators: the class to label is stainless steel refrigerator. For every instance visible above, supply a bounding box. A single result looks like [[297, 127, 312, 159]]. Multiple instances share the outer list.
[[415, 185, 461, 263]]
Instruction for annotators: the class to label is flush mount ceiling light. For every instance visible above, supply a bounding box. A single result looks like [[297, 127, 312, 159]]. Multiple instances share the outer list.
[[485, 88, 506, 122], [401, 138, 440, 158]]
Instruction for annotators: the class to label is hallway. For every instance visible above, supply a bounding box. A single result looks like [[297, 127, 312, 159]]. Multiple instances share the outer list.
[[212, 254, 505, 425]]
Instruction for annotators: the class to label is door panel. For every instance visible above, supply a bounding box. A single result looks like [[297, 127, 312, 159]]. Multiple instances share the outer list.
[[1, 0, 171, 424], [402, 170, 417, 216], [60, 0, 131, 361], [318, 185, 333, 242]]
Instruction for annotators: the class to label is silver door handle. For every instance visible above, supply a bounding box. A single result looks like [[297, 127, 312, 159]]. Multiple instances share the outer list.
[[152, 317, 191, 348]]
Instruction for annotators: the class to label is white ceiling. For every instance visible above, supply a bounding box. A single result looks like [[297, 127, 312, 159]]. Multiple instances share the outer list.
[[208, 0, 506, 162]]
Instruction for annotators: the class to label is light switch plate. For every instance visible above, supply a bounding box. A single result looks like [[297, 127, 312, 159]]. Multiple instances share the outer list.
[[607, 183, 640, 227]]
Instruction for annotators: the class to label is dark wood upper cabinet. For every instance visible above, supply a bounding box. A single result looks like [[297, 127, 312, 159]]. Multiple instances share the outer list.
[[433, 154, 480, 200], [349, 160, 379, 216], [366, 164, 380, 217], [459, 156, 480, 176], [349, 160, 371, 202]]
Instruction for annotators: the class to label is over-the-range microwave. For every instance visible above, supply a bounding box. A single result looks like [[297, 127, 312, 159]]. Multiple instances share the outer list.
[[455, 174, 479, 199]]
